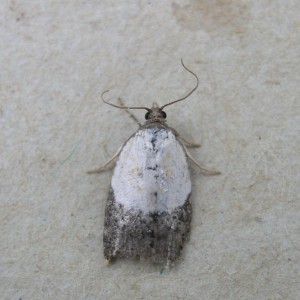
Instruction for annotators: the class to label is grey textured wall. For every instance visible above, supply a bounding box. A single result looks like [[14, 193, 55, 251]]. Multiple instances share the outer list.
[[1, 1, 299, 299]]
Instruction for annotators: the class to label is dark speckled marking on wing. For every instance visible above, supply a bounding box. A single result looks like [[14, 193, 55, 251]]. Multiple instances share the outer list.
[[103, 188, 192, 265]]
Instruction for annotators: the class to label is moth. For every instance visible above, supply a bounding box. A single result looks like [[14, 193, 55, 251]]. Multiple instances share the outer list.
[[88, 60, 220, 268]]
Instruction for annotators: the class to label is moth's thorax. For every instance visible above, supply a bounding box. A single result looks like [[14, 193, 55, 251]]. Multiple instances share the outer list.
[[144, 118, 167, 125], [111, 124, 191, 214], [141, 120, 169, 131]]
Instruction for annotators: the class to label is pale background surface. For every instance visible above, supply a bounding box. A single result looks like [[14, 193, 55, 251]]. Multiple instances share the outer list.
[[1, 1, 299, 299]]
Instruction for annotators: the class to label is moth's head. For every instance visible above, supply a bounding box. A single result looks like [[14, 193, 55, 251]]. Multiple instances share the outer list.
[[144, 102, 167, 122]]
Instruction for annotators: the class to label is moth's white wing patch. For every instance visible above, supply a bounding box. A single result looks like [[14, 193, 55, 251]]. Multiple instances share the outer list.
[[111, 128, 191, 214]]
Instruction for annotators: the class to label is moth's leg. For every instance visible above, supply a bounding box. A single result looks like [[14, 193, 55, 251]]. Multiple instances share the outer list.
[[87, 145, 123, 174], [169, 126, 201, 148], [178, 136, 201, 148], [118, 98, 142, 127], [88, 97, 138, 174], [182, 144, 221, 175]]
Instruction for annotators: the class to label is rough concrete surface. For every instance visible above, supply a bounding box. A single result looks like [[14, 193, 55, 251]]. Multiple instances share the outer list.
[[1, 1, 299, 299]]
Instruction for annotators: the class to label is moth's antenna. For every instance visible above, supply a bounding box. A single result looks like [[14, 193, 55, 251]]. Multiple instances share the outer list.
[[101, 90, 150, 111], [160, 59, 199, 110]]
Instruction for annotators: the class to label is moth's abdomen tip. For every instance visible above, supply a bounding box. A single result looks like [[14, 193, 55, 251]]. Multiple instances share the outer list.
[[104, 258, 111, 266]]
